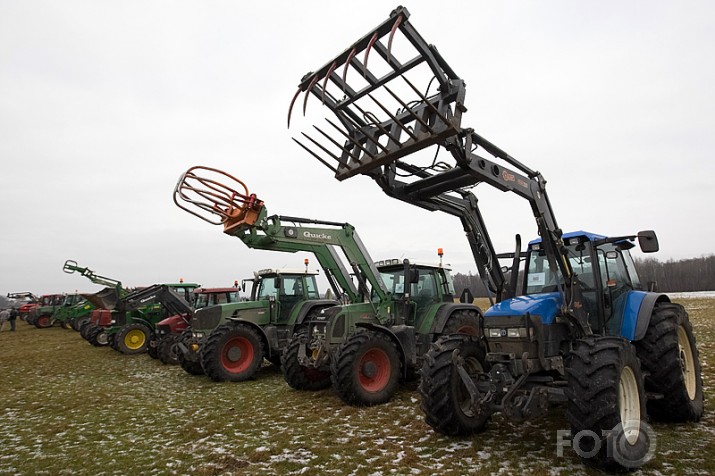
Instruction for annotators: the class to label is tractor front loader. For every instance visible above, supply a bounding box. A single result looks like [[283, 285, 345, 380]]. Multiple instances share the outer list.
[[62, 260, 126, 333], [173, 166, 370, 382], [288, 5, 703, 470], [6, 292, 39, 322]]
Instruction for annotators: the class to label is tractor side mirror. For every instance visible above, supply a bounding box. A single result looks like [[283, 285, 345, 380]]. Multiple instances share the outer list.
[[637, 230, 659, 253], [408, 269, 420, 283], [274, 277, 281, 290]]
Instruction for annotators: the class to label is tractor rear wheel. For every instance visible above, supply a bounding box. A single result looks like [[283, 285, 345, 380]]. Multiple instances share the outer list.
[[115, 323, 151, 355], [331, 330, 400, 406], [419, 334, 490, 435], [636, 302, 703, 422], [72, 317, 87, 332], [158, 335, 180, 365], [201, 323, 264, 382], [35, 314, 52, 329], [281, 331, 331, 391], [566, 336, 651, 470], [177, 332, 204, 375]]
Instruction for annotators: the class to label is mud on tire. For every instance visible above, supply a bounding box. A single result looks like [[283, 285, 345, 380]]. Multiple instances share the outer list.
[[636, 301, 703, 422], [566, 336, 651, 471], [331, 329, 401, 406], [177, 332, 204, 376], [419, 334, 489, 436]]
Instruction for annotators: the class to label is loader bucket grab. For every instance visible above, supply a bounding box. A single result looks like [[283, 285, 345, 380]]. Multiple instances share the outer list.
[[174, 166, 265, 234], [63, 259, 79, 273], [82, 287, 121, 310], [288, 5, 467, 181]]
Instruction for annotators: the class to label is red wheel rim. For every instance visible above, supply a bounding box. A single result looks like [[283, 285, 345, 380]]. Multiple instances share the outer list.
[[358, 348, 391, 392], [38, 316, 50, 327], [221, 336, 254, 373]]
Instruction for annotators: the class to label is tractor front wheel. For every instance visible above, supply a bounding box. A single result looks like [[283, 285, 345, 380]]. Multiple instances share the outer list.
[[636, 302, 703, 421], [201, 323, 264, 382], [566, 336, 651, 470], [332, 330, 400, 406], [419, 334, 490, 435], [442, 309, 482, 336], [115, 324, 151, 355], [281, 331, 332, 391], [88, 326, 109, 347], [177, 332, 204, 375], [158, 335, 180, 365]]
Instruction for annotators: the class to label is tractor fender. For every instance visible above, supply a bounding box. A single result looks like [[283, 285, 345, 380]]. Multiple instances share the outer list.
[[128, 316, 154, 332], [355, 322, 416, 378], [429, 302, 484, 335], [629, 292, 671, 341], [293, 300, 340, 327]]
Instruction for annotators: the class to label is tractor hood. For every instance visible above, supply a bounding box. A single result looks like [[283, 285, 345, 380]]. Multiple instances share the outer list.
[[484, 292, 563, 325]]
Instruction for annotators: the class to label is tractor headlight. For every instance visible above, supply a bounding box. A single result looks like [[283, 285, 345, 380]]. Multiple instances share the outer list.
[[192, 332, 205, 339], [507, 328, 527, 338], [488, 328, 507, 338]]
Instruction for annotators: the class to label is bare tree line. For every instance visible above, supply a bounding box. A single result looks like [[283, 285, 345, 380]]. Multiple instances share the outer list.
[[453, 255, 715, 297]]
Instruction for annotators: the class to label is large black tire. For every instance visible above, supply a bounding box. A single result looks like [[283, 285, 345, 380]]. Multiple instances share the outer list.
[[419, 334, 490, 436], [566, 336, 651, 471], [147, 338, 159, 360], [442, 309, 482, 336], [158, 335, 180, 365], [87, 326, 109, 347], [80, 322, 95, 340], [177, 332, 205, 375], [200, 323, 265, 382], [72, 317, 88, 332], [331, 330, 401, 406], [281, 331, 332, 391], [636, 302, 703, 422], [115, 323, 151, 355]]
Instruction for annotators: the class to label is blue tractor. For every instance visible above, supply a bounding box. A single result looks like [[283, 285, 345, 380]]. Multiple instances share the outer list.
[[287, 6, 703, 470]]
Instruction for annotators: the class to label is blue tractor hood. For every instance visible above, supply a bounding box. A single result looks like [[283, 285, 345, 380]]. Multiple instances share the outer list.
[[484, 292, 563, 325]]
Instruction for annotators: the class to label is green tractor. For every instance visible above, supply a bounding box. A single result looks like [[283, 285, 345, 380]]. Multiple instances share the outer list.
[[105, 282, 200, 355], [174, 166, 483, 402], [49, 293, 91, 329], [173, 167, 365, 379], [288, 6, 704, 470]]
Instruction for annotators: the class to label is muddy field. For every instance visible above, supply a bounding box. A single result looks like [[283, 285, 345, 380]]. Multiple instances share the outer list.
[[1, 298, 713, 475]]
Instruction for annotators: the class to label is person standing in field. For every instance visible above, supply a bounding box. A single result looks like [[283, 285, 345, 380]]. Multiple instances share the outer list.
[[0, 308, 9, 332], [9, 307, 18, 331]]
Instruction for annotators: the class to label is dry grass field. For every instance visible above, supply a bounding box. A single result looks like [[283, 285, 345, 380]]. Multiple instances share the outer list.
[[0, 297, 712, 475]]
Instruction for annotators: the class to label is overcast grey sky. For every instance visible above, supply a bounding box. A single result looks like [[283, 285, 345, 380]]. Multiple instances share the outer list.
[[2, 0, 714, 295]]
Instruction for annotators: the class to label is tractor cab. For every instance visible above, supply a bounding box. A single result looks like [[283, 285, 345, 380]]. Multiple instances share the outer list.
[[251, 268, 321, 323], [374, 258, 456, 326], [486, 230, 659, 350]]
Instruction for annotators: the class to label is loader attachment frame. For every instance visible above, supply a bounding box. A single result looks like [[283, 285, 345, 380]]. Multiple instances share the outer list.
[[288, 6, 588, 332]]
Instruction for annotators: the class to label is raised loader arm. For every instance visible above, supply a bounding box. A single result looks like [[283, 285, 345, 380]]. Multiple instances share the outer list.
[[63, 260, 123, 289], [288, 6, 589, 334], [119, 284, 193, 316], [174, 166, 387, 305]]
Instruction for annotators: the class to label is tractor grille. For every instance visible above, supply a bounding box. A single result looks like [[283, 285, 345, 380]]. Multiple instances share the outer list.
[[192, 306, 221, 332]]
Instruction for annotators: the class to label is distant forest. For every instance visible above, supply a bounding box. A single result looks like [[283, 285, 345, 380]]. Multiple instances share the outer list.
[[453, 255, 715, 298]]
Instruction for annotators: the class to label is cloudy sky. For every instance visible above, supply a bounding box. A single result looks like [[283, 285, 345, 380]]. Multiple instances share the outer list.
[[1, 0, 714, 295]]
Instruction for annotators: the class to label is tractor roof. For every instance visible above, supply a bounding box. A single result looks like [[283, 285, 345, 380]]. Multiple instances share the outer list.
[[255, 268, 319, 277], [528, 230, 607, 246]]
